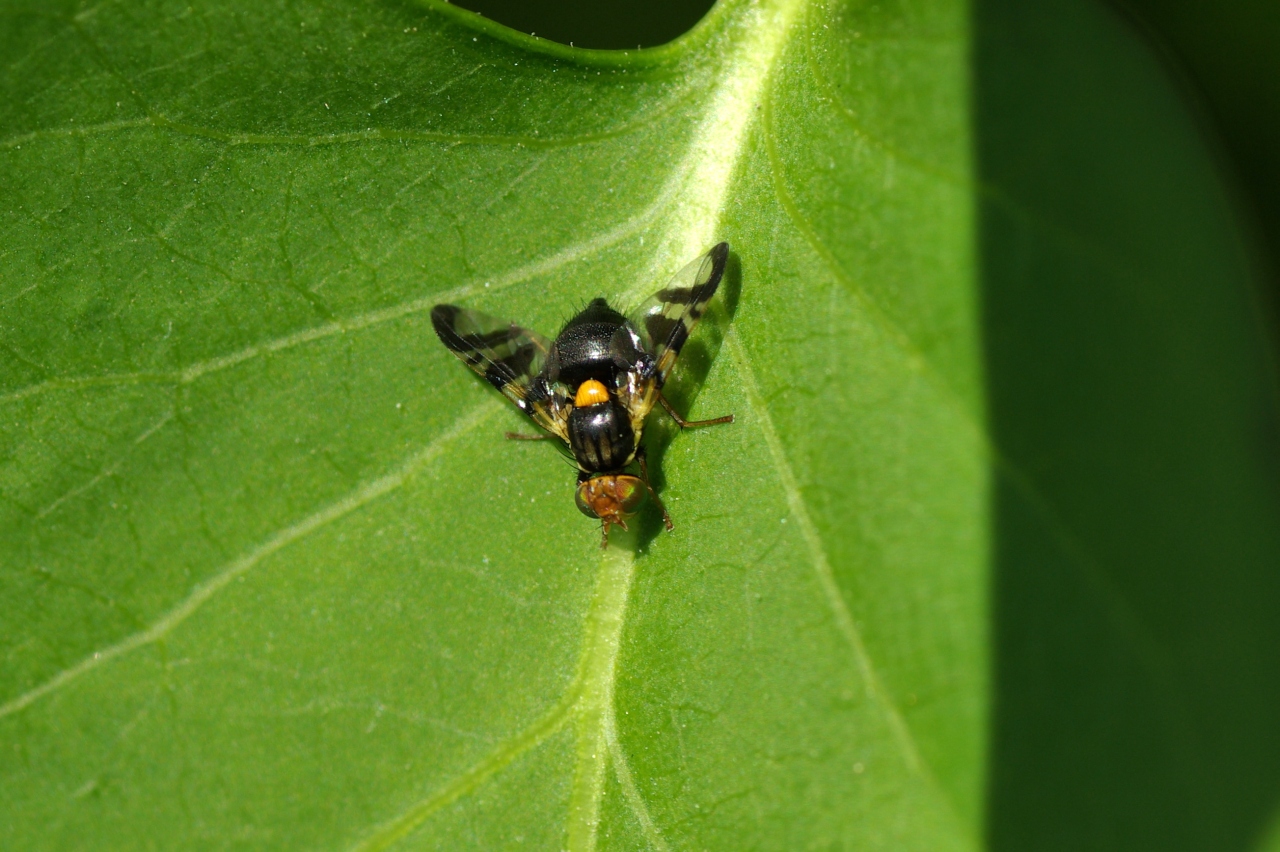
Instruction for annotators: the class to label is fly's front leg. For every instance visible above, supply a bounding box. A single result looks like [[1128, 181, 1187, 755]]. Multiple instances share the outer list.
[[637, 446, 674, 531], [657, 391, 734, 429]]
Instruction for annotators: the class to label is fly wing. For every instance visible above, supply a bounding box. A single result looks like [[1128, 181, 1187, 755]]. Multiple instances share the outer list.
[[430, 304, 570, 440], [628, 242, 729, 385]]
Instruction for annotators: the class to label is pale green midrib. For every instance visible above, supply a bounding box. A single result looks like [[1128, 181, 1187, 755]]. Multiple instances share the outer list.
[[0, 402, 500, 720], [6, 5, 805, 843], [350, 3, 812, 849], [563, 1, 809, 849], [566, 547, 637, 851], [623, 0, 806, 284]]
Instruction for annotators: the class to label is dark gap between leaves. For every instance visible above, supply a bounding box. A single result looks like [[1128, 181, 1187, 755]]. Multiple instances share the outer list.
[[447, 0, 714, 50]]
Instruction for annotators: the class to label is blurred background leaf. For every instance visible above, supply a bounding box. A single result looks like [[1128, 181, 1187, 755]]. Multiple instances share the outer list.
[[1113, 0, 1280, 325], [973, 1, 1280, 849]]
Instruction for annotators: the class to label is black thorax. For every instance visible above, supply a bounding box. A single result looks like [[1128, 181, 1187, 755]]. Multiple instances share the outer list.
[[549, 298, 641, 474]]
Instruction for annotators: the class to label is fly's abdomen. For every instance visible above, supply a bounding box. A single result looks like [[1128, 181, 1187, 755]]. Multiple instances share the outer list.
[[568, 400, 636, 472]]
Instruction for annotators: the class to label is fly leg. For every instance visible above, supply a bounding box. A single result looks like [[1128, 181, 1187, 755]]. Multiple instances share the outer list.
[[637, 446, 674, 531], [657, 391, 734, 429], [505, 431, 555, 440], [598, 516, 633, 549]]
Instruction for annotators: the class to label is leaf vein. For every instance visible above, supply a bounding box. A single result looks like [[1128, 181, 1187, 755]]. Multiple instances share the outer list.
[[349, 685, 582, 852], [0, 118, 153, 151], [607, 712, 671, 852], [725, 333, 924, 771], [0, 147, 693, 406], [767, 53, 1200, 777], [0, 402, 498, 720], [763, 84, 983, 428], [36, 409, 174, 519], [143, 82, 693, 152]]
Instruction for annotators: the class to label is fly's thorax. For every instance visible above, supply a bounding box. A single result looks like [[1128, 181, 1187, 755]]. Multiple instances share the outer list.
[[545, 299, 625, 387], [547, 322, 617, 388], [567, 395, 636, 473]]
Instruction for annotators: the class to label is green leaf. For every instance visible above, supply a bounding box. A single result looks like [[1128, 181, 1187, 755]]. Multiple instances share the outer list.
[[2, 0, 1278, 849], [977, 2, 1280, 849]]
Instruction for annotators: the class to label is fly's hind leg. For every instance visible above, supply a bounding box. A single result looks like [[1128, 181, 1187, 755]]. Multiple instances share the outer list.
[[657, 391, 734, 429], [505, 431, 555, 441], [637, 446, 674, 531]]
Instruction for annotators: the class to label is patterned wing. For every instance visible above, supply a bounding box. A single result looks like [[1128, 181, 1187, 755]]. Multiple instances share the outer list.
[[628, 242, 729, 385], [430, 304, 570, 439]]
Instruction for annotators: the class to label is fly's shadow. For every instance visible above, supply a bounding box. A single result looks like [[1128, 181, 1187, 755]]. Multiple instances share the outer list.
[[633, 247, 742, 550]]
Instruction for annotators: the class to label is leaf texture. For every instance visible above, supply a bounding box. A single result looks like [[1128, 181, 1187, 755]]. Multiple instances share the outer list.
[[1, 0, 1277, 848]]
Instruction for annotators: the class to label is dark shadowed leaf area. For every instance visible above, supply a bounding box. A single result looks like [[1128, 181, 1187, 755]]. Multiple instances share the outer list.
[[2, 0, 1279, 848]]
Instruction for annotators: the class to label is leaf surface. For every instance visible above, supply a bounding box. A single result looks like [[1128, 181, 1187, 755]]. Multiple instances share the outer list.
[[1, 0, 1277, 849]]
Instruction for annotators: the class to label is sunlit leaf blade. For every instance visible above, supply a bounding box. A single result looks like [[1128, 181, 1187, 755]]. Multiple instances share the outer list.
[[1, 0, 1277, 849]]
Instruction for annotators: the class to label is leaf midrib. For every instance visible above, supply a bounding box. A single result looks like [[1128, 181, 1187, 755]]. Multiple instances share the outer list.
[[5, 0, 984, 845]]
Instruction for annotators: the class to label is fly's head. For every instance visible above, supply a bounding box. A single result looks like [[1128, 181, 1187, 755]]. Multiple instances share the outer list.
[[575, 474, 647, 548]]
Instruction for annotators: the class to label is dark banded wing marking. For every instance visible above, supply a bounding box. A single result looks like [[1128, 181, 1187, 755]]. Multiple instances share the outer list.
[[629, 242, 728, 385], [430, 304, 570, 439]]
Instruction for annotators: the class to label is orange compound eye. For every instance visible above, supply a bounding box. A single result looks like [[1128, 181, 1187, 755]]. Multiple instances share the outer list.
[[573, 379, 610, 408], [575, 480, 601, 518], [609, 476, 646, 514]]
